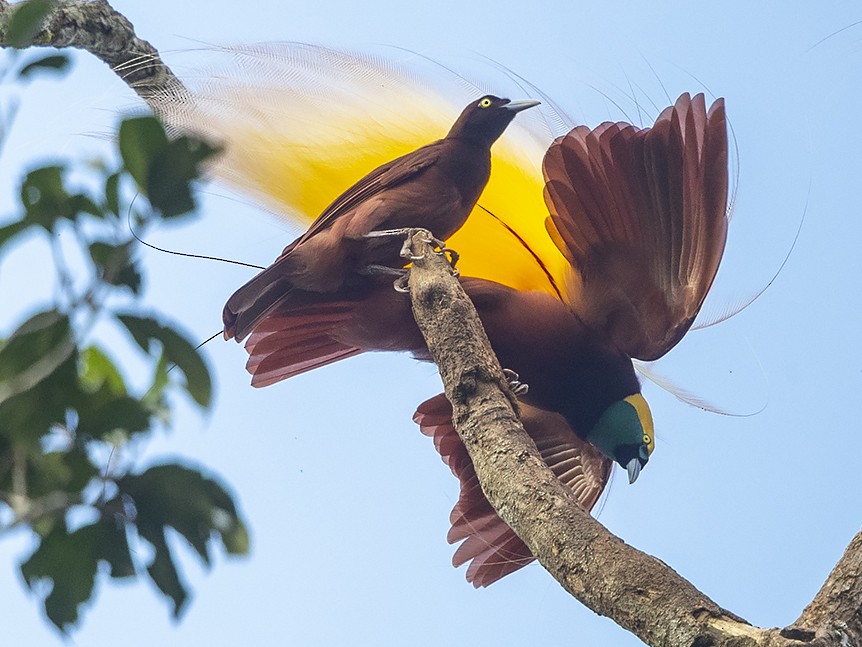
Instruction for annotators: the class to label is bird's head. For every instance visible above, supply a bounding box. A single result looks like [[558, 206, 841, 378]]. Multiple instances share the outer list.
[[447, 95, 540, 146], [586, 393, 655, 484]]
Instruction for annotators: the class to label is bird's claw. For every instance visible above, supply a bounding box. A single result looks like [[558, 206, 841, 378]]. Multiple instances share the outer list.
[[393, 274, 411, 293], [438, 246, 460, 272], [503, 368, 529, 397]]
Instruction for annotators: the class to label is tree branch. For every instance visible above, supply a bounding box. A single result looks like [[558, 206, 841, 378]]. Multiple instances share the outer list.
[[404, 231, 860, 647], [0, 0, 186, 100]]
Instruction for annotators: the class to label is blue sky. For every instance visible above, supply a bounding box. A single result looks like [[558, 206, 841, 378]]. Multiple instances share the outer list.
[[2, 1, 861, 645]]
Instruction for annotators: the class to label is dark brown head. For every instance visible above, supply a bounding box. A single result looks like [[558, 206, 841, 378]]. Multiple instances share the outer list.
[[446, 95, 540, 147]]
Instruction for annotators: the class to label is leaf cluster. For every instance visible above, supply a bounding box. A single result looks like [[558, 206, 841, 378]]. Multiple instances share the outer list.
[[0, 48, 245, 633]]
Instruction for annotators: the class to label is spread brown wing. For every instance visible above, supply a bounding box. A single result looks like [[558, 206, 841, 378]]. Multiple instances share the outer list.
[[414, 393, 611, 587], [543, 93, 728, 360], [293, 141, 443, 246]]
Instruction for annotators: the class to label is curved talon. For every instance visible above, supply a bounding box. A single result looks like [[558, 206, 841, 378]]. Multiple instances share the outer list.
[[400, 229, 450, 261], [440, 246, 459, 263], [502, 369, 529, 397], [393, 274, 411, 293], [511, 382, 529, 396]]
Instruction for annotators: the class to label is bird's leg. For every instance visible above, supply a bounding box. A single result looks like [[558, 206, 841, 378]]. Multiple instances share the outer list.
[[357, 265, 412, 293], [502, 369, 529, 397], [361, 228, 459, 271]]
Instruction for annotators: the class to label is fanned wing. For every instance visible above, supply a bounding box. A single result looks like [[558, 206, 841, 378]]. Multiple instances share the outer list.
[[414, 393, 611, 587], [149, 43, 569, 296], [543, 93, 729, 360]]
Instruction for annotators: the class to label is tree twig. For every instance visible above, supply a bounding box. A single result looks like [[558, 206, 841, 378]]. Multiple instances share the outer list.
[[0, 0, 187, 100]]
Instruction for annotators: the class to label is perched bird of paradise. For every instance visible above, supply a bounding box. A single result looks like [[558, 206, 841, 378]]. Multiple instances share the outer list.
[[221, 93, 539, 341], [154, 44, 729, 586]]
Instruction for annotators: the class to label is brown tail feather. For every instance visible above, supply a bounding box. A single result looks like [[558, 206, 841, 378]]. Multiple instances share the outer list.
[[223, 267, 297, 342], [241, 301, 365, 387]]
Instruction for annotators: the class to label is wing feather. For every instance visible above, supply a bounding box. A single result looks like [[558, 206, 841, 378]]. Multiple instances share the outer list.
[[413, 393, 610, 587], [543, 93, 729, 360]]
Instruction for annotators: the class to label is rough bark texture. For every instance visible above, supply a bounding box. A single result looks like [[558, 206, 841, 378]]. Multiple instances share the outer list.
[[2, 3, 862, 644], [0, 0, 186, 100], [404, 231, 862, 647]]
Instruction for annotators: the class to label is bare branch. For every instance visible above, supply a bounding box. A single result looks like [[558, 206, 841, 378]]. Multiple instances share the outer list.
[[790, 530, 862, 644], [0, 0, 186, 100]]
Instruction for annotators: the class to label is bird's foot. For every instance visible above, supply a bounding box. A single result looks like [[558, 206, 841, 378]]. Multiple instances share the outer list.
[[362, 228, 459, 270], [358, 264, 411, 293], [503, 369, 529, 397], [393, 273, 411, 293], [398, 229, 460, 273]]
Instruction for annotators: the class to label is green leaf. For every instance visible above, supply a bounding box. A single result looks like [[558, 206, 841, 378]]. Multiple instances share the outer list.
[[20, 165, 68, 230], [120, 463, 248, 617], [76, 396, 151, 441], [0, 310, 74, 399], [143, 528, 188, 617], [120, 462, 248, 567], [88, 240, 142, 293], [115, 262, 143, 294], [147, 136, 220, 218], [17, 53, 70, 79], [21, 521, 99, 632], [21, 516, 138, 631], [118, 116, 169, 190], [99, 514, 135, 579], [4, 0, 57, 48], [26, 449, 98, 498], [220, 517, 250, 556], [143, 350, 170, 408], [104, 172, 121, 216], [116, 314, 211, 408], [79, 346, 126, 396], [0, 311, 77, 444], [68, 193, 101, 218]]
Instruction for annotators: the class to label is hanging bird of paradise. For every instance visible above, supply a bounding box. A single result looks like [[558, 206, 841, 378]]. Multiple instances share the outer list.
[[152, 43, 729, 586]]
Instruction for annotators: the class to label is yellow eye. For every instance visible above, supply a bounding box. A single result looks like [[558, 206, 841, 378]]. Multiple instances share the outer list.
[[478, 97, 493, 108], [643, 434, 651, 446]]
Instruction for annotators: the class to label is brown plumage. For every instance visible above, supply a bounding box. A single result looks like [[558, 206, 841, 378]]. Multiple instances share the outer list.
[[229, 92, 729, 586], [223, 95, 539, 342], [544, 93, 728, 359], [414, 394, 610, 587], [240, 277, 632, 584]]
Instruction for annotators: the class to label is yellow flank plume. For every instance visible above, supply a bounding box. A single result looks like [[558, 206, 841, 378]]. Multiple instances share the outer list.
[[152, 43, 570, 297]]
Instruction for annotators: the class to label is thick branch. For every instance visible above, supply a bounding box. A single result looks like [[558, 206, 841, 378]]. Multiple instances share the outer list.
[[788, 530, 862, 644], [0, 0, 186, 100], [404, 232, 858, 647]]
